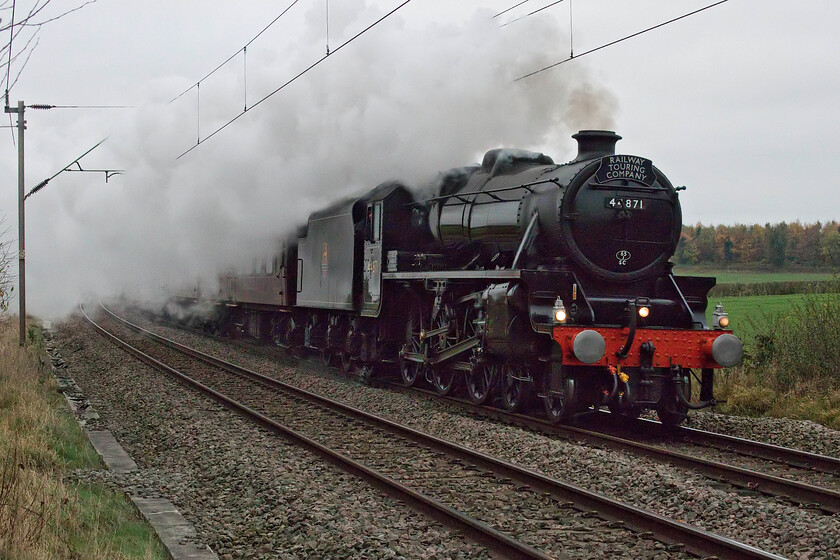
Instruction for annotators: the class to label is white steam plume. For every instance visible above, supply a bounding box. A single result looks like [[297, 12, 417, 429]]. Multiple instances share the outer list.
[[23, 1, 617, 318]]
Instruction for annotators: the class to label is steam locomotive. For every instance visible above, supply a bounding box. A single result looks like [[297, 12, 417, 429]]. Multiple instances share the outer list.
[[169, 130, 742, 427]]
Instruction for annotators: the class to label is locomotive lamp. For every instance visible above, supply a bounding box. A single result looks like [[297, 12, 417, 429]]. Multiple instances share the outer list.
[[634, 297, 651, 319], [553, 297, 567, 323], [712, 302, 730, 329]]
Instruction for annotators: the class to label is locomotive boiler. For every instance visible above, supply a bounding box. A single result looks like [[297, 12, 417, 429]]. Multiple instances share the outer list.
[[171, 130, 742, 427]]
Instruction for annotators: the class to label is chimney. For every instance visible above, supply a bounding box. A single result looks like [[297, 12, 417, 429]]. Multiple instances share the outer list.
[[571, 130, 622, 163]]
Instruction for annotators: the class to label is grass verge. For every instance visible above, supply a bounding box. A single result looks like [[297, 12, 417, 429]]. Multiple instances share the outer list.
[[0, 318, 167, 560], [713, 278, 840, 430]]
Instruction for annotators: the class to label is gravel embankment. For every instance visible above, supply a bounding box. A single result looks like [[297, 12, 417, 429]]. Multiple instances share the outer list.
[[55, 311, 840, 559], [53, 317, 491, 560], [686, 411, 840, 459]]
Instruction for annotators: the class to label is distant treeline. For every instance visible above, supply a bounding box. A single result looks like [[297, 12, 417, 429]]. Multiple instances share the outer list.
[[675, 221, 840, 268]]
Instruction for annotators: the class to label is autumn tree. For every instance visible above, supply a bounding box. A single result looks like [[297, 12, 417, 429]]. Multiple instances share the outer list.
[[674, 231, 697, 264], [765, 222, 788, 268], [784, 221, 822, 266], [678, 221, 836, 269], [821, 223, 840, 267], [693, 224, 720, 263]]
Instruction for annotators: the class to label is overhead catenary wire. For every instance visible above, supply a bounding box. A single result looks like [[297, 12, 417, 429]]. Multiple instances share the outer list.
[[170, 0, 303, 103], [24, 137, 122, 200], [515, 0, 730, 81], [178, 0, 413, 160], [493, 0, 532, 19], [4, 0, 102, 145], [500, 0, 565, 28], [27, 103, 133, 109]]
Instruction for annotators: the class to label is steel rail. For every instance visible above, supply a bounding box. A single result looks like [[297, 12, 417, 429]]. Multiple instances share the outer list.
[[144, 309, 840, 513], [378, 380, 840, 515], [97, 304, 784, 560], [84, 304, 552, 560], [565, 421, 840, 515], [80, 306, 552, 560], [592, 413, 840, 474], [672, 423, 840, 476]]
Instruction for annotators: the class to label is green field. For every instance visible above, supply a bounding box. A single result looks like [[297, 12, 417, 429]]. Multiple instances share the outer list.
[[706, 294, 823, 341], [671, 267, 837, 339], [679, 268, 840, 428], [673, 266, 834, 285]]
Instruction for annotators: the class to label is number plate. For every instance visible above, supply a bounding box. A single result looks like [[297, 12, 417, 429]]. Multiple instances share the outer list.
[[605, 196, 646, 211]]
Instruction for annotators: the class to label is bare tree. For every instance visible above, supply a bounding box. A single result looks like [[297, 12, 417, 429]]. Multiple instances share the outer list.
[[1, 0, 98, 99], [0, 216, 14, 314]]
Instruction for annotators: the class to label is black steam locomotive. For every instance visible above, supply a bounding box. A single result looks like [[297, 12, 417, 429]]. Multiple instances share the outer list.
[[170, 130, 742, 426]]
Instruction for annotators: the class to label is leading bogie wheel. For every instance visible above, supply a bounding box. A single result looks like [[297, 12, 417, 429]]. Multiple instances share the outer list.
[[543, 366, 575, 424], [465, 361, 498, 405], [500, 364, 532, 412], [543, 393, 570, 424], [399, 354, 425, 387], [431, 365, 457, 396]]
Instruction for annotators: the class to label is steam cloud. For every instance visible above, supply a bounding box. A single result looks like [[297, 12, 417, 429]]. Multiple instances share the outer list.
[[21, 1, 618, 318]]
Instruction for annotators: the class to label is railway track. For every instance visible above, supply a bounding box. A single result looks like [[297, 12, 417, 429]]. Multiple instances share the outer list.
[[375, 381, 840, 516], [86, 304, 784, 560], [129, 306, 840, 514], [669, 422, 840, 475], [585, 414, 840, 498]]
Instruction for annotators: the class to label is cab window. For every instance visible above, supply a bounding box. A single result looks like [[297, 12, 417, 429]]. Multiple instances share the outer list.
[[367, 203, 382, 242]]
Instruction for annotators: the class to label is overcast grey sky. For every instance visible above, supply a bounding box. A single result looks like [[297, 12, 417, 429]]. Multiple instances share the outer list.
[[2, 0, 839, 317]]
